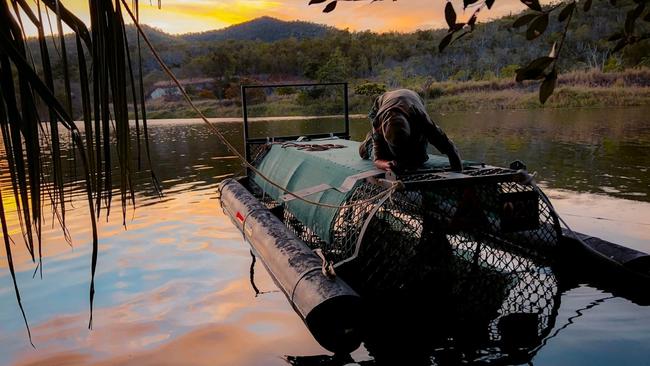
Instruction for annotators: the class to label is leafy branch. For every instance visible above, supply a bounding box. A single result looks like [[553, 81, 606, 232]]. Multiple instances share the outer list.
[[438, 1, 483, 52], [308, 0, 650, 104], [512, 0, 575, 103], [608, 0, 650, 52]]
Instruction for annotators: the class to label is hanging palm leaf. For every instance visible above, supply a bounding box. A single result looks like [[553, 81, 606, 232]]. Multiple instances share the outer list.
[[0, 0, 159, 342]]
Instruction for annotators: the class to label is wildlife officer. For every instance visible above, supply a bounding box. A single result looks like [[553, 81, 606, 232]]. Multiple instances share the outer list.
[[359, 89, 462, 172]]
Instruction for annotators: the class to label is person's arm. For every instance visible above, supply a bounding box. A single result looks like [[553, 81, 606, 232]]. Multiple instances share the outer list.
[[370, 113, 404, 171], [372, 130, 396, 171], [421, 113, 463, 172], [369, 100, 397, 170]]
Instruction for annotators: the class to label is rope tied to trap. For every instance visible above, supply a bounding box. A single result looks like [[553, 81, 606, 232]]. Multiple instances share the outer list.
[[279, 142, 347, 151]]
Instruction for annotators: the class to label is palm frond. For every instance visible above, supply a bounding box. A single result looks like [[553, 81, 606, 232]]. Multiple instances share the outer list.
[[0, 0, 159, 339]]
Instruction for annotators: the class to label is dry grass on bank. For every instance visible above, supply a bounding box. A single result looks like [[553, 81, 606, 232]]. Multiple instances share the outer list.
[[422, 68, 650, 98], [426, 86, 650, 112], [140, 69, 650, 119]]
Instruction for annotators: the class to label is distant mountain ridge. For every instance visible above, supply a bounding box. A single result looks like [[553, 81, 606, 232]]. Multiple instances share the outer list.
[[181, 16, 335, 43]]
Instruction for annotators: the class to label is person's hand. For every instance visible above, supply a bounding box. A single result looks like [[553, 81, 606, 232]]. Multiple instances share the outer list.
[[449, 155, 463, 172], [374, 159, 396, 171], [450, 162, 463, 172]]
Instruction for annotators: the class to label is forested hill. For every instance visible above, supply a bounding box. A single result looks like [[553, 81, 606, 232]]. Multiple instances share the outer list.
[[181, 16, 336, 42], [160, 1, 640, 78], [137, 1, 645, 82], [31, 1, 648, 98], [115, 17, 334, 47]]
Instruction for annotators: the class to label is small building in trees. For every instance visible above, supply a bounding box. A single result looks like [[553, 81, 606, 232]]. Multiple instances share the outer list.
[[148, 78, 217, 100]]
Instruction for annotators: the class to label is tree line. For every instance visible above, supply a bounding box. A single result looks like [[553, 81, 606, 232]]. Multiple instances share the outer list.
[[25, 0, 648, 110]]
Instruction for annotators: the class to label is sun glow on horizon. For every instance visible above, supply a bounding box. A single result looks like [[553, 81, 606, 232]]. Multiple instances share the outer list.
[[17, 0, 537, 37], [136, 0, 285, 33]]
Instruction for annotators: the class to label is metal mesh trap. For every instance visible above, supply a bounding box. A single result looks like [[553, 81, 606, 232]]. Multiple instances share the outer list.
[[243, 138, 565, 362], [248, 157, 562, 291]]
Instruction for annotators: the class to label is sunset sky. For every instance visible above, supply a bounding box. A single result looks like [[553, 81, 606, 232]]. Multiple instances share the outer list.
[[25, 0, 537, 35]]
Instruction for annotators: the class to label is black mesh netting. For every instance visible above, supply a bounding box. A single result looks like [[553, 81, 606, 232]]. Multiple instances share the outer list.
[[248, 165, 563, 362], [248, 142, 272, 166], [249, 167, 562, 288], [331, 176, 561, 286]]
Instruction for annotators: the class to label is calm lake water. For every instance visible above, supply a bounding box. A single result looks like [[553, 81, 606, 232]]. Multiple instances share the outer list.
[[1, 107, 650, 365]]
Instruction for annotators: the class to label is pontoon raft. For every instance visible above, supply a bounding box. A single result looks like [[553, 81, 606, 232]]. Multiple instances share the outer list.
[[218, 83, 650, 355]]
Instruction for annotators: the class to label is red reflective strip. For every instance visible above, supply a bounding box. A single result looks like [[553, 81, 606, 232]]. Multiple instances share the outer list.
[[236, 211, 245, 222]]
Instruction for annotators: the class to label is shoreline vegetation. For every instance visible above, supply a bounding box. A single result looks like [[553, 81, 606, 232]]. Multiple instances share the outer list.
[[142, 68, 650, 119], [35, 1, 650, 121]]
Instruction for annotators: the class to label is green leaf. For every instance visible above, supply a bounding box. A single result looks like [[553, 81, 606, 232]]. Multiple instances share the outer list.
[[452, 22, 466, 32], [539, 69, 557, 104], [41, 0, 91, 49], [612, 38, 627, 53], [516, 68, 542, 82], [0, 33, 73, 123], [583, 0, 593, 12], [468, 14, 477, 29], [558, 2, 576, 22], [512, 14, 538, 28], [323, 1, 337, 13], [513, 13, 537, 28], [439, 32, 454, 52], [463, 0, 479, 9], [516, 56, 554, 82], [608, 32, 624, 41], [527, 56, 555, 70], [526, 13, 549, 40], [445, 2, 457, 28], [521, 0, 542, 12], [625, 3, 645, 34], [450, 31, 471, 46]]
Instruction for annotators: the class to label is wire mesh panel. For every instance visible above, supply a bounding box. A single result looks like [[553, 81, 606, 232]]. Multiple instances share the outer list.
[[282, 208, 328, 249], [419, 264, 560, 364], [354, 221, 561, 364], [328, 182, 387, 262], [248, 142, 272, 166], [246, 162, 563, 362], [248, 161, 562, 290], [350, 179, 562, 363], [328, 176, 559, 285]]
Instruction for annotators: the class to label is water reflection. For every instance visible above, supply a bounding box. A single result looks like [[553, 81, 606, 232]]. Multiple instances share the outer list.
[[147, 107, 650, 202], [432, 108, 650, 202], [1, 107, 649, 365], [2, 187, 324, 366]]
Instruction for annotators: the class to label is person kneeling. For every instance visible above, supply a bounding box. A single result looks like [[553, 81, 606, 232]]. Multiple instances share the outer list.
[[359, 89, 462, 172]]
